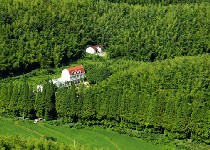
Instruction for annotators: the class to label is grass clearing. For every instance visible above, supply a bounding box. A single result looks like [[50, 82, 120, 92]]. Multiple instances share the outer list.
[[0, 117, 163, 150]]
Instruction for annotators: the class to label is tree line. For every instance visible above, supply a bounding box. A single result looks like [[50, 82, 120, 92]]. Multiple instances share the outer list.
[[1, 54, 210, 144], [103, 0, 209, 5], [0, 0, 210, 77]]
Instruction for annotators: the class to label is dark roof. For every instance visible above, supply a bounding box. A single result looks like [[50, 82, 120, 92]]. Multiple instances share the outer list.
[[91, 45, 103, 51]]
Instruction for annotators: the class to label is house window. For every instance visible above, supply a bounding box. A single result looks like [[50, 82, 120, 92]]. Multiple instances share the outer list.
[[77, 70, 81, 74], [72, 75, 76, 78]]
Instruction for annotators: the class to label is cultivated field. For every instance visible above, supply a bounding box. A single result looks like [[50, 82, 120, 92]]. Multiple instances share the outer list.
[[0, 117, 162, 150]]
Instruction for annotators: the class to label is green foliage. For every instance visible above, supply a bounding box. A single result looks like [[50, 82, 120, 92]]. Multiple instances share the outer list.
[[0, 118, 163, 150], [85, 63, 111, 84], [0, 80, 35, 118], [18, 80, 32, 118], [0, 135, 74, 150], [1, 54, 210, 145], [103, 0, 209, 5], [80, 54, 210, 144], [9, 82, 19, 116], [34, 81, 56, 119], [0, 0, 210, 78], [43, 82, 56, 120], [55, 83, 78, 123]]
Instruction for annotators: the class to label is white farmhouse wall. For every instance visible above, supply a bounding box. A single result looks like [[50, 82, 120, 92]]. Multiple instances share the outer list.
[[97, 47, 102, 53], [61, 69, 70, 81], [86, 47, 96, 54]]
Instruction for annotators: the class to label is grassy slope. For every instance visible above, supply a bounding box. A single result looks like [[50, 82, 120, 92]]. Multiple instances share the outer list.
[[0, 117, 162, 150]]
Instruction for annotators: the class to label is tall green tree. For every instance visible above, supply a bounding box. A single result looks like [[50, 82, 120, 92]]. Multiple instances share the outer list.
[[9, 84, 20, 116], [55, 87, 66, 120], [34, 86, 45, 118], [17, 80, 33, 118], [0, 84, 8, 114], [43, 82, 56, 120]]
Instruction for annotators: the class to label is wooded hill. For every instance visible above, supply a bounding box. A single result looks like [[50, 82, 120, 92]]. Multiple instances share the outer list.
[[1, 54, 210, 145], [0, 0, 210, 77], [1, 0, 210, 148]]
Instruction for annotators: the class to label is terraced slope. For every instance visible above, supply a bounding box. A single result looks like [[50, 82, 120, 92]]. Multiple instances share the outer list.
[[0, 118, 161, 150]]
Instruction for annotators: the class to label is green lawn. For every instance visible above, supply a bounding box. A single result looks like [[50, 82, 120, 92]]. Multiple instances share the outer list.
[[0, 117, 163, 150]]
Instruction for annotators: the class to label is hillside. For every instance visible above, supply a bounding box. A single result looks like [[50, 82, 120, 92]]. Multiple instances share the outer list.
[[0, 0, 210, 77], [1, 54, 210, 148], [80, 54, 210, 144], [0, 117, 163, 150], [1, 0, 210, 149]]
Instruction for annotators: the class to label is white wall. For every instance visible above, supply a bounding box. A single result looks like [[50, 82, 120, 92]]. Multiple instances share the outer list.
[[98, 47, 102, 53], [61, 69, 70, 81], [86, 47, 96, 54]]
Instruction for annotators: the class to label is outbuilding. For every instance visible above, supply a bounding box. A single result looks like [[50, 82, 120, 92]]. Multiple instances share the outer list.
[[86, 45, 103, 54]]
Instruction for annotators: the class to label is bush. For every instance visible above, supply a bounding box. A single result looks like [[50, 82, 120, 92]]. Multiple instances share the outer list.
[[44, 136, 57, 142]]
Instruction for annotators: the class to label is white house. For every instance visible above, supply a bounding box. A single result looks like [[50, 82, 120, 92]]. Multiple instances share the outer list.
[[38, 65, 86, 89], [86, 45, 103, 54], [60, 65, 85, 84]]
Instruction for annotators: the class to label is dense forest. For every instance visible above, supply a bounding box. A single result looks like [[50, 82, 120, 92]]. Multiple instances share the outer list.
[[1, 55, 210, 145], [0, 0, 210, 77], [1, 0, 210, 148]]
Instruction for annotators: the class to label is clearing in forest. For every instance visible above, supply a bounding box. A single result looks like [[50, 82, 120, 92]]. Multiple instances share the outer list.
[[0, 117, 162, 150]]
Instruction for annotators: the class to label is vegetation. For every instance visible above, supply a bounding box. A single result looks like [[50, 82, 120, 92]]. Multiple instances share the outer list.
[[1, 55, 210, 149], [0, 0, 210, 77], [0, 135, 77, 150], [104, 0, 210, 5], [1, 0, 210, 149], [0, 117, 162, 150]]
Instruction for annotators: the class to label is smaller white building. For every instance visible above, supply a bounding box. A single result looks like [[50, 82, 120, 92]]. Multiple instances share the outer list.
[[86, 45, 103, 54]]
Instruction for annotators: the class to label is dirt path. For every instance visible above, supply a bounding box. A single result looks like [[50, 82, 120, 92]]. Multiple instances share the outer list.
[[38, 123, 81, 148], [14, 121, 119, 149], [15, 121, 45, 138], [38, 123, 119, 149]]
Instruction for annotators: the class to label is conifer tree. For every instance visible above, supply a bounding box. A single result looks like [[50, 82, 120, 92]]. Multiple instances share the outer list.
[[63, 86, 72, 123], [9, 84, 20, 116], [0, 84, 8, 114], [76, 83, 85, 119], [35, 87, 45, 118], [55, 87, 66, 119], [68, 83, 77, 122], [82, 87, 96, 121], [17, 80, 32, 118], [28, 86, 36, 119], [43, 82, 56, 120]]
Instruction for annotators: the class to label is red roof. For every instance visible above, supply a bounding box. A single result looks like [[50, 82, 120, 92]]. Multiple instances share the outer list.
[[67, 65, 85, 75]]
